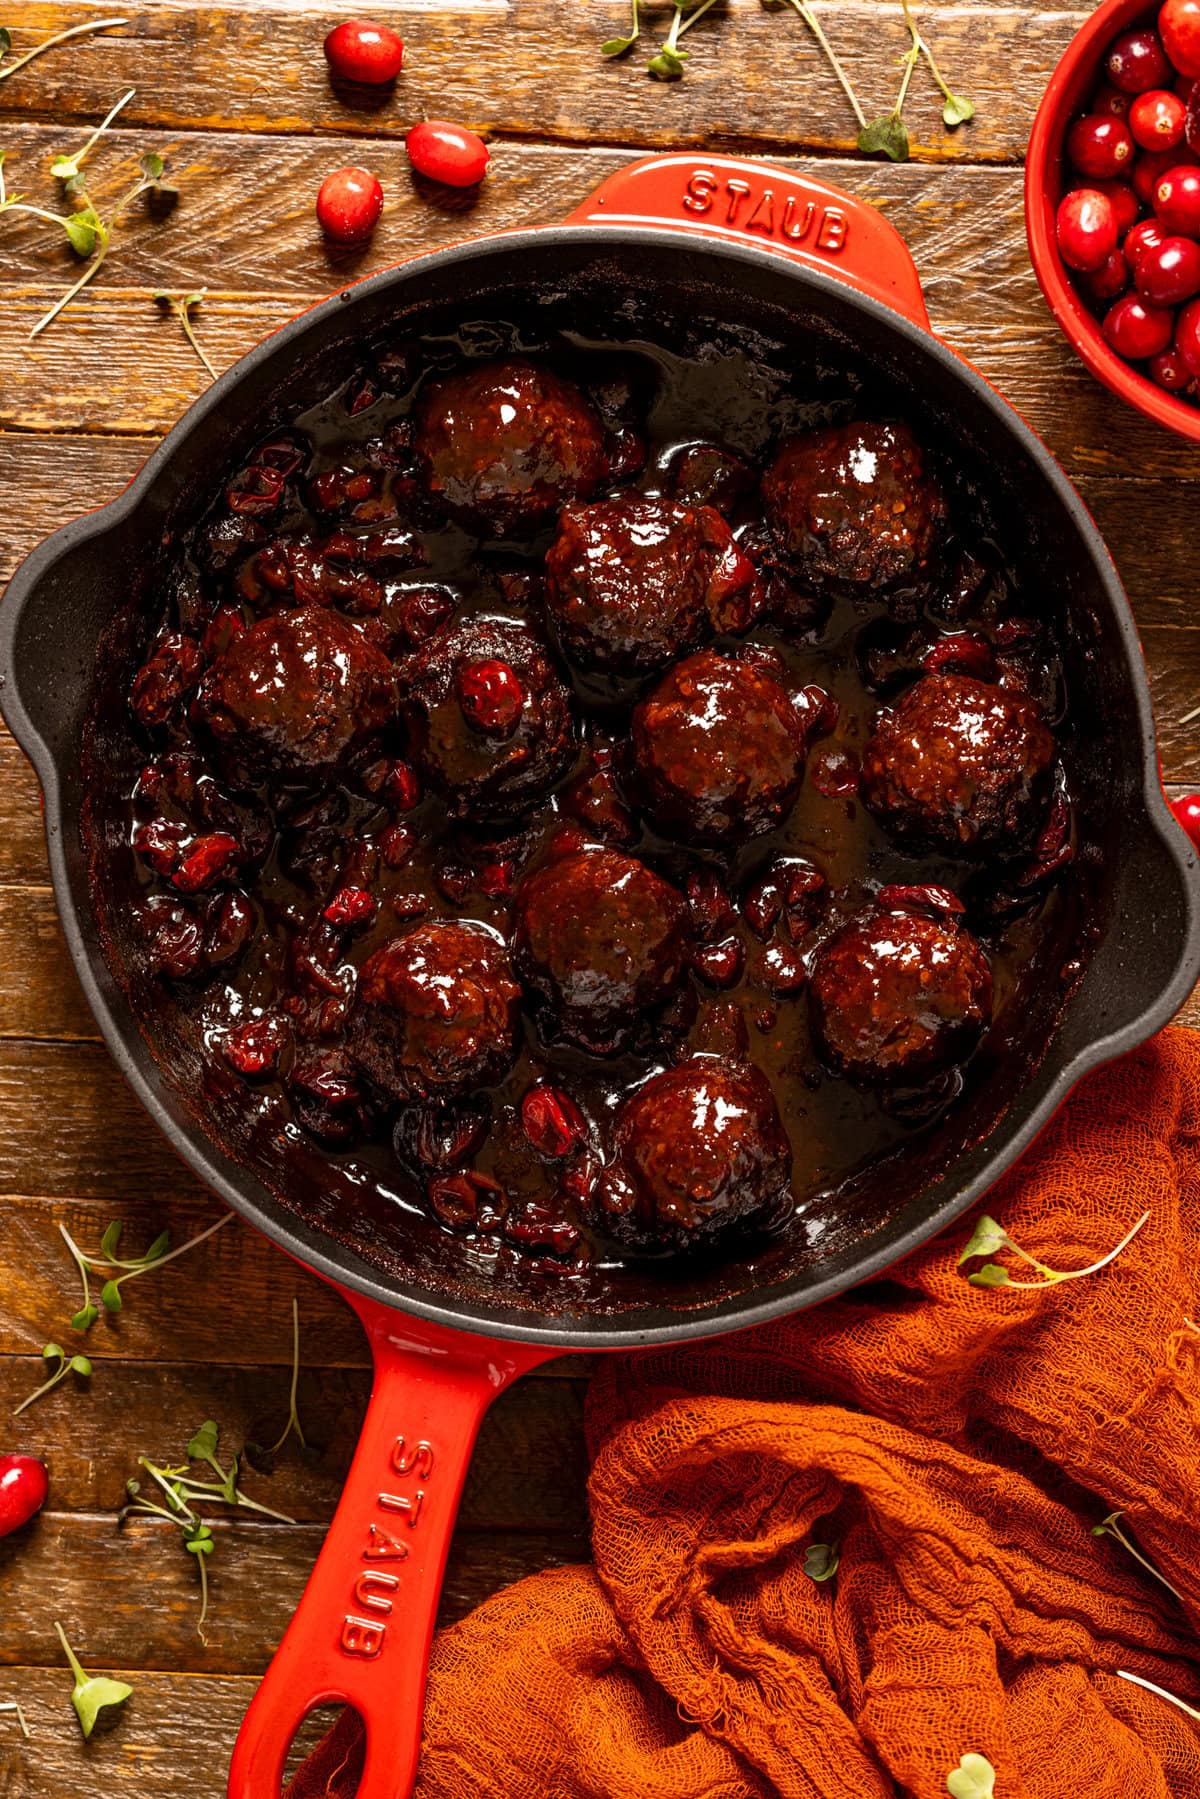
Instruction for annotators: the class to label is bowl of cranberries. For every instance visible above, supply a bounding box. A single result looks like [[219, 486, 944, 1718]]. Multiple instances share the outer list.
[[1027, 0, 1200, 438]]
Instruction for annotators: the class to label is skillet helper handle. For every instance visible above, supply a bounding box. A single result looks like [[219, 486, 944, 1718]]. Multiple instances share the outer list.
[[227, 1298, 553, 1799], [567, 153, 931, 329]]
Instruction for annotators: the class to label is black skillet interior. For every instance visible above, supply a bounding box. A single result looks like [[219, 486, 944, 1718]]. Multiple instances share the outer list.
[[3, 226, 1198, 1348]]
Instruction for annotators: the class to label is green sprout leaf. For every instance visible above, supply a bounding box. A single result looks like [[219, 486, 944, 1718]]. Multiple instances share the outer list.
[[54, 1624, 132, 1740], [99, 1279, 123, 1314], [858, 112, 910, 161], [50, 154, 80, 181], [100, 1221, 123, 1260], [187, 1421, 219, 1463], [942, 91, 975, 126], [946, 1754, 995, 1799], [68, 1354, 92, 1377], [71, 1303, 99, 1332], [968, 1263, 1011, 1289], [0, 28, 10, 61], [143, 1230, 171, 1263], [138, 149, 164, 180], [62, 204, 102, 257], [43, 1341, 64, 1363], [602, 0, 640, 55], [647, 43, 688, 77], [958, 1214, 1008, 1264], [803, 1542, 840, 1582]]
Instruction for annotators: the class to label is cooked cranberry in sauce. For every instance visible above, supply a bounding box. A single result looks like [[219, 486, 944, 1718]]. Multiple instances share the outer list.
[[97, 332, 1077, 1280], [861, 672, 1056, 854]]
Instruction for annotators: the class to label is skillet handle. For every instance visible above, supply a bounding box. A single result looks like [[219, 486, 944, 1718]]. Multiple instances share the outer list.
[[227, 1296, 554, 1799], [567, 153, 930, 329]]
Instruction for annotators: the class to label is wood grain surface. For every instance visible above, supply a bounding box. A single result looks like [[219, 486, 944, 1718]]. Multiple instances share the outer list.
[[0, 0, 1197, 1790]]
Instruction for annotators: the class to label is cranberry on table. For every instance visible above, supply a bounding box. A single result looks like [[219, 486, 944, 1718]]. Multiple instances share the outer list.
[[402, 615, 575, 816], [513, 844, 688, 1053], [761, 419, 947, 598], [323, 18, 404, 83], [632, 650, 812, 845], [1067, 115, 1134, 178], [1056, 188, 1118, 270], [412, 357, 608, 534], [1103, 291, 1175, 358], [348, 921, 520, 1104], [405, 120, 490, 188], [1154, 162, 1200, 233], [1108, 26, 1173, 91], [316, 166, 384, 244], [0, 1454, 49, 1537], [1161, 0, 1200, 77], [1130, 88, 1188, 150], [594, 1056, 792, 1254], [809, 905, 993, 1085], [861, 672, 1054, 854], [1136, 233, 1200, 303], [1177, 295, 1200, 374], [544, 492, 760, 677]]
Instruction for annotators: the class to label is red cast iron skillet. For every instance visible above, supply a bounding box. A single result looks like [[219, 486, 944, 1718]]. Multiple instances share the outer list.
[[3, 155, 1199, 1797]]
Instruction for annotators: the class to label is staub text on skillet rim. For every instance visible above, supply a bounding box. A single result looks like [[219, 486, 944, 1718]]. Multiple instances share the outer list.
[[2, 156, 1198, 1798]]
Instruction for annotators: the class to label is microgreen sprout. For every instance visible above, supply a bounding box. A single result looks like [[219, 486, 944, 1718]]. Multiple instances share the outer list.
[[14, 1343, 93, 1416], [601, 0, 640, 56], [946, 1754, 995, 1799], [54, 1624, 132, 1740], [264, 1299, 308, 1458], [61, 1211, 231, 1334], [123, 1419, 296, 1638], [0, 1702, 30, 1739], [646, 0, 721, 79], [1116, 1670, 1200, 1722], [774, 0, 867, 130], [50, 87, 135, 186], [0, 17, 128, 86], [154, 290, 218, 381], [858, 36, 918, 162], [803, 1541, 839, 1582], [1091, 1511, 1185, 1605], [958, 1209, 1150, 1289], [900, 0, 974, 128]]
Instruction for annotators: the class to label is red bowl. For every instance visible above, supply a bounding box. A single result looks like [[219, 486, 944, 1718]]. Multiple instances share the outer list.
[[1026, 0, 1200, 443]]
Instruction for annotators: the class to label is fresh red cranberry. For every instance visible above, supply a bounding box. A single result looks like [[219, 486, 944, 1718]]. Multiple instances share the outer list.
[[1094, 177, 1141, 232], [222, 1014, 289, 1078], [1125, 215, 1168, 264], [323, 886, 377, 928], [1161, 0, 1200, 77], [521, 1085, 586, 1159], [1103, 291, 1175, 357], [1130, 87, 1188, 150], [1154, 162, 1200, 232], [1056, 187, 1118, 270], [1138, 145, 1199, 204], [171, 832, 241, 894], [1148, 343, 1195, 386], [1136, 233, 1200, 302], [1176, 294, 1200, 373], [1188, 76, 1200, 148], [1067, 115, 1134, 178], [456, 659, 525, 737], [405, 120, 490, 187], [1171, 791, 1200, 843], [324, 18, 404, 82], [1082, 246, 1131, 300], [1107, 26, 1172, 92], [316, 166, 384, 244], [1093, 81, 1132, 117], [0, 1455, 48, 1537]]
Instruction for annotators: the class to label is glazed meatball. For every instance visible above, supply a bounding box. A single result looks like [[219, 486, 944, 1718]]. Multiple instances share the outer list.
[[761, 421, 947, 597], [348, 921, 520, 1104], [514, 844, 688, 1053], [861, 673, 1055, 854], [633, 651, 810, 845], [403, 616, 576, 817], [809, 905, 993, 1085], [413, 358, 608, 535], [192, 605, 396, 782], [595, 1056, 792, 1254], [544, 493, 761, 676]]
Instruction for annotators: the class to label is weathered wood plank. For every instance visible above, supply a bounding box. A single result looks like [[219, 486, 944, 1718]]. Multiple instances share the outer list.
[[0, 888, 93, 1039], [0, 1355, 589, 1530], [0, 1511, 588, 1671], [0, 2, 1086, 161]]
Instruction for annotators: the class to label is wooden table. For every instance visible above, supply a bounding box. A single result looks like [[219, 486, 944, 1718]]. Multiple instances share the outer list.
[[0, 2, 1197, 1790]]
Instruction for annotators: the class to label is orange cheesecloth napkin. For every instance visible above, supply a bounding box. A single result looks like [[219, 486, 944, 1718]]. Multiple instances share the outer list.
[[289, 1026, 1200, 1798]]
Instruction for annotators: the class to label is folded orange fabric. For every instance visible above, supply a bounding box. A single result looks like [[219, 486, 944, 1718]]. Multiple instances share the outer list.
[[290, 1026, 1200, 1798]]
